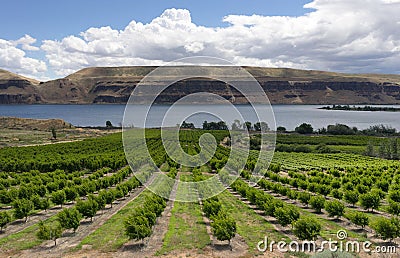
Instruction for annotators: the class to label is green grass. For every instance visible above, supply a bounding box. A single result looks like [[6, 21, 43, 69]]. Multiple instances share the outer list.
[[157, 174, 210, 255], [329, 145, 368, 154], [0, 215, 58, 251], [76, 190, 153, 252], [218, 190, 289, 254]]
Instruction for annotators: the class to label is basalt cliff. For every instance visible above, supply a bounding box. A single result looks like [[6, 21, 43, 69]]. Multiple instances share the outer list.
[[1, 66, 400, 104]]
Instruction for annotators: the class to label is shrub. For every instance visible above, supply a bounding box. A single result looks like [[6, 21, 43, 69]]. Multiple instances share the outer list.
[[293, 217, 321, 240], [310, 195, 326, 213], [324, 200, 345, 219]]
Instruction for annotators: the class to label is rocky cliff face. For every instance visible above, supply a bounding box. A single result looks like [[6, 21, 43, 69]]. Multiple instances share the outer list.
[[1, 67, 400, 104]]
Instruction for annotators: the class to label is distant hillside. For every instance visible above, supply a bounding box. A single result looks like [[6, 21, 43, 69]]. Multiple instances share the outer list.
[[0, 117, 72, 130], [1, 66, 400, 104]]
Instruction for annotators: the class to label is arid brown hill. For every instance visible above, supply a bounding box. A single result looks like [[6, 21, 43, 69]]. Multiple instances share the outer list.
[[1, 67, 400, 104]]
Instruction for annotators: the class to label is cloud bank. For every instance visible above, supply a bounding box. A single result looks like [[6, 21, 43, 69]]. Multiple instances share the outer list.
[[1, 0, 400, 80]]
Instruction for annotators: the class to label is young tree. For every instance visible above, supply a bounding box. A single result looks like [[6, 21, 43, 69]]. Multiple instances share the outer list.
[[359, 192, 381, 212], [330, 189, 343, 200], [203, 199, 222, 218], [104, 190, 116, 208], [347, 211, 369, 229], [76, 199, 98, 222], [263, 199, 284, 216], [36, 221, 63, 246], [57, 207, 82, 233], [92, 194, 106, 210], [51, 128, 57, 140], [298, 192, 311, 207], [293, 217, 321, 240], [324, 200, 345, 219], [388, 200, 400, 216], [51, 190, 66, 208], [0, 211, 11, 231], [31, 194, 42, 210], [124, 215, 152, 243], [309, 195, 326, 213], [388, 190, 400, 202], [64, 187, 78, 202], [274, 206, 300, 227], [371, 217, 400, 242], [343, 190, 359, 207], [13, 198, 34, 222], [211, 212, 237, 248], [40, 198, 51, 211]]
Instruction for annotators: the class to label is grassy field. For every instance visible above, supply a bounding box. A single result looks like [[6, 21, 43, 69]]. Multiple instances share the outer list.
[[158, 174, 210, 255], [1, 129, 399, 257]]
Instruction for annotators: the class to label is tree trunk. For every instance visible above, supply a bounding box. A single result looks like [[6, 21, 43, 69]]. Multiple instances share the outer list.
[[54, 239, 57, 246]]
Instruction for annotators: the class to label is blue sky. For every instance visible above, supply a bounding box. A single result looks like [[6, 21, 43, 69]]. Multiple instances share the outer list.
[[1, 0, 311, 41], [0, 0, 399, 80]]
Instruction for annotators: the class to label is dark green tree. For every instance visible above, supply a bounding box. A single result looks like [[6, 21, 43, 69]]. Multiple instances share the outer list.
[[309, 195, 326, 213], [388, 200, 400, 216], [106, 121, 113, 128], [36, 221, 63, 246], [0, 211, 11, 231], [124, 215, 152, 243], [347, 211, 369, 229], [13, 198, 34, 222], [276, 126, 286, 133], [76, 199, 98, 222], [343, 190, 359, 207], [359, 192, 381, 212], [298, 192, 311, 207], [371, 217, 400, 241], [324, 200, 345, 219], [210, 212, 237, 248], [295, 123, 313, 134], [274, 206, 300, 227], [57, 207, 82, 233], [51, 128, 57, 139], [293, 217, 321, 241], [203, 199, 222, 218], [51, 190, 66, 208]]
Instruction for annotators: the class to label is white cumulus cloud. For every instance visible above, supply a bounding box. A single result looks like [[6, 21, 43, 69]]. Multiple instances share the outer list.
[[2, 0, 400, 79], [0, 37, 47, 79]]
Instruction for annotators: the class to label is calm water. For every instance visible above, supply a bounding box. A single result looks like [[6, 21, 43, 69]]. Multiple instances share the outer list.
[[1, 104, 400, 130]]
